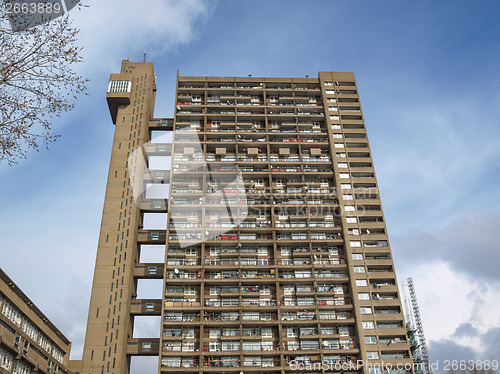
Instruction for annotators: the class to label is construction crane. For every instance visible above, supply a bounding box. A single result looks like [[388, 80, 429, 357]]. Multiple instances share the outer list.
[[404, 277, 432, 374]]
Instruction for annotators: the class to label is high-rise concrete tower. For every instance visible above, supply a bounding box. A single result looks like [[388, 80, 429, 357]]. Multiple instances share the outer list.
[[72, 60, 413, 374]]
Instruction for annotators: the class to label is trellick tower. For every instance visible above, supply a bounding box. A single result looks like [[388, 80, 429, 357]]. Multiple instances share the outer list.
[[71, 60, 413, 374]]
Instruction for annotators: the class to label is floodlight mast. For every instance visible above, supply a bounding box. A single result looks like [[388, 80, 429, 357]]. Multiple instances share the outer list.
[[407, 277, 432, 374]]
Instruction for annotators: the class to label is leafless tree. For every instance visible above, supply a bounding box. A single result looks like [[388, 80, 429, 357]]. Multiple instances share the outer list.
[[0, 1, 87, 164]]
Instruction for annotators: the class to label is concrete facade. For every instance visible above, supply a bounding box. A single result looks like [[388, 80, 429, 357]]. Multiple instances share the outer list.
[[0, 268, 72, 374], [74, 61, 413, 374]]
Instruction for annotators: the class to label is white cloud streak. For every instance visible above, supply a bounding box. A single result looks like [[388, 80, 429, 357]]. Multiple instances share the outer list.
[[71, 0, 213, 76]]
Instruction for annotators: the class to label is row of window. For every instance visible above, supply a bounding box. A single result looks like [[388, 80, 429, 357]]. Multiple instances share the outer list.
[[1, 297, 65, 363], [0, 346, 32, 374]]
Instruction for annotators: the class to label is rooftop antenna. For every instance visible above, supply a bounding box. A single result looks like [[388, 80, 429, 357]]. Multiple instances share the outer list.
[[143, 47, 147, 63]]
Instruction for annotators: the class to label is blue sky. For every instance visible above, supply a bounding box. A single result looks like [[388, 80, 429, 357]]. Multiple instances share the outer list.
[[1, 0, 500, 370]]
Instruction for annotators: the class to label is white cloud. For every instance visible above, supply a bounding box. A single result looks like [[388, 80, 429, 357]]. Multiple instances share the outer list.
[[400, 261, 500, 343], [70, 0, 213, 76], [391, 209, 500, 363]]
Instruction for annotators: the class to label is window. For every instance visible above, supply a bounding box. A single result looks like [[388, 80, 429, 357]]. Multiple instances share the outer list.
[[301, 340, 320, 350], [262, 328, 273, 337], [358, 293, 370, 300], [52, 348, 65, 364], [343, 194, 353, 200], [362, 321, 375, 329], [257, 247, 268, 256], [182, 341, 194, 352], [162, 357, 181, 368], [330, 115, 340, 120], [346, 217, 357, 223], [332, 124, 341, 130], [341, 183, 351, 189], [378, 322, 402, 329], [184, 286, 196, 295], [223, 328, 239, 336], [344, 206, 355, 212], [356, 279, 368, 287], [334, 143, 344, 148], [260, 285, 270, 295], [242, 341, 259, 351], [329, 106, 338, 112], [324, 82, 334, 86], [108, 80, 131, 93], [350, 240, 361, 247], [338, 326, 349, 336], [13, 360, 31, 374], [336, 152, 346, 158], [360, 307, 372, 314], [209, 329, 221, 338], [367, 351, 380, 359], [326, 90, 335, 94], [2, 302, 22, 326], [254, 178, 264, 187], [209, 286, 220, 295], [186, 248, 196, 256], [349, 228, 359, 235], [284, 285, 295, 295], [352, 253, 363, 260], [210, 247, 220, 256], [332, 284, 343, 294], [222, 341, 240, 351], [295, 270, 312, 278], [243, 312, 259, 321], [0, 347, 13, 371], [320, 178, 329, 186], [339, 173, 349, 178], [22, 319, 38, 341], [365, 336, 377, 344], [332, 134, 343, 139], [327, 97, 337, 102], [338, 163, 348, 168], [354, 266, 365, 273], [319, 310, 336, 320], [38, 333, 52, 352]]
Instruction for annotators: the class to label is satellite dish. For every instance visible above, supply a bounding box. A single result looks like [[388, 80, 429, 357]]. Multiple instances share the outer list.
[[238, 243, 242, 247], [323, 340, 329, 346], [174, 268, 180, 274]]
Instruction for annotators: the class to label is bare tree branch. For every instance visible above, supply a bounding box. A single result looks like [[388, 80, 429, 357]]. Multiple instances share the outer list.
[[0, 2, 88, 164]]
